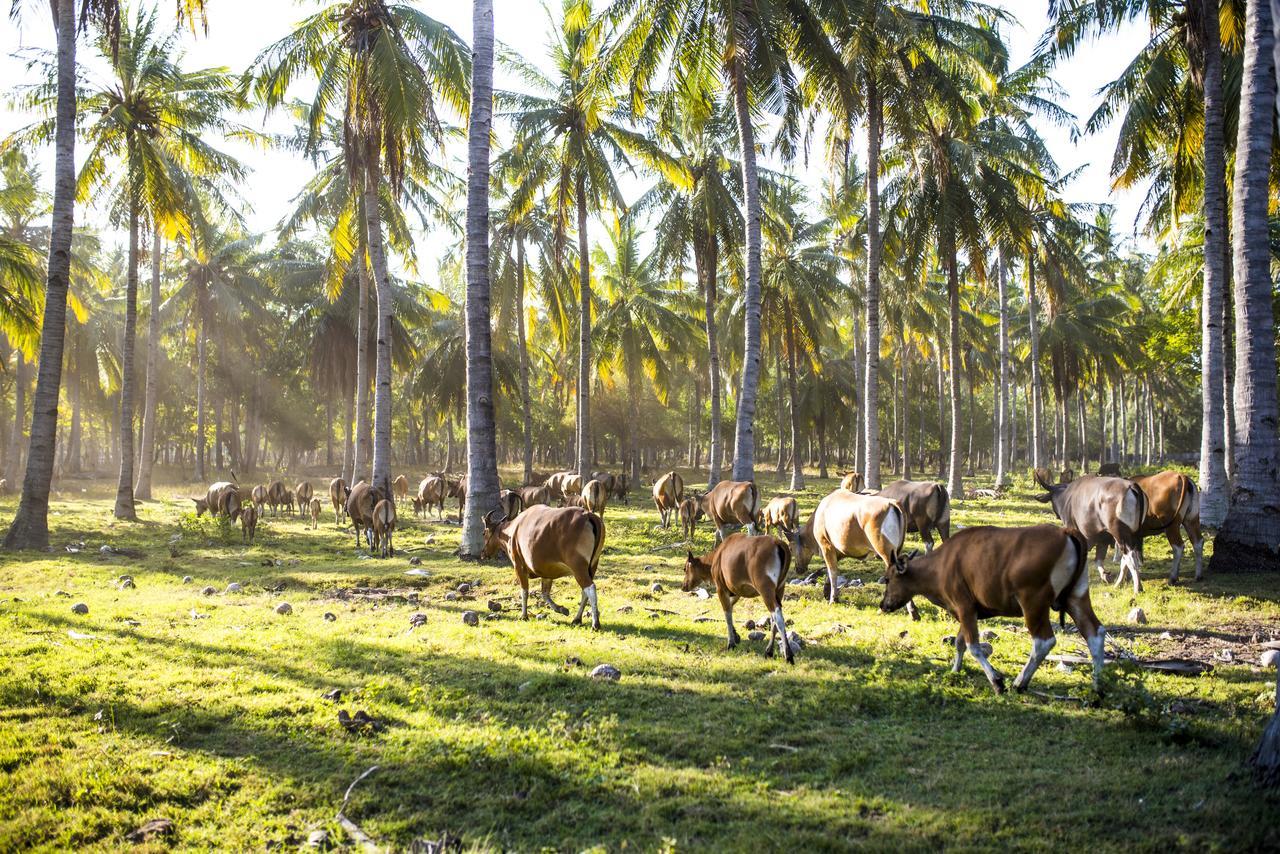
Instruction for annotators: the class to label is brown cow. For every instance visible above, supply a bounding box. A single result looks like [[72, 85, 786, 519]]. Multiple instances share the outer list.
[[192, 481, 242, 522], [683, 533, 795, 663], [517, 485, 550, 508], [392, 475, 410, 502], [839, 471, 865, 493], [1034, 470, 1146, 593], [543, 471, 576, 503], [283, 488, 296, 516], [295, 481, 314, 515], [345, 482, 385, 551], [880, 525, 1105, 694], [679, 494, 703, 541], [590, 471, 617, 496], [1098, 462, 1122, 477], [876, 480, 950, 551], [251, 484, 268, 515], [481, 505, 606, 628], [698, 480, 761, 543], [582, 479, 608, 517], [761, 495, 799, 536], [797, 489, 905, 607], [309, 497, 322, 529], [418, 476, 447, 519], [371, 498, 396, 558], [1130, 470, 1204, 584], [652, 471, 684, 528], [240, 503, 258, 543], [329, 477, 350, 525], [266, 481, 288, 515]]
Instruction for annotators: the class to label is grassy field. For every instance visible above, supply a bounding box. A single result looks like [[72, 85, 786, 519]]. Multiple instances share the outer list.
[[1, 468, 1277, 852]]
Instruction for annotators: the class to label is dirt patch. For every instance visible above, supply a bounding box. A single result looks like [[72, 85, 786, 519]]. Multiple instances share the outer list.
[[325, 587, 424, 604], [1108, 620, 1280, 666]]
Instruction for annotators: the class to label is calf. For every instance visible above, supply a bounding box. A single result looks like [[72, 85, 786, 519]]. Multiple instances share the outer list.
[[652, 470, 684, 528], [1034, 470, 1146, 592], [371, 498, 396, 558], [839, 471, 864, 493], [392, 475, 409, 502], [684, 534, 795, 663], [679, 494, 703, 541], [498, 489, 524, 520], [582, 479, 608, 517], [283, 488, 296, 516], [698, 480, 761, 543], [345, 482, 385, 551], [876, 480, 950, 551], [295, 481, 314, 515], [761, 495, 799, 536], [1130, 470, 1204, 584], [517, 485, 550, 508], [796, 489, 905, 608], [880, 525, 1105, 694], [266, 481, 288, 515], [240, 503, 258, 543], [329, 477, 350, 525], [418, 475, 447, 519], [481, 505, 606, 629], [454, 474, 469, 517], [309, 497, 322, 529]]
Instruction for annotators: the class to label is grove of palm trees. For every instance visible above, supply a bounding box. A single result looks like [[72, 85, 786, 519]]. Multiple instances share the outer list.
[[1, 0, 1279, 848]]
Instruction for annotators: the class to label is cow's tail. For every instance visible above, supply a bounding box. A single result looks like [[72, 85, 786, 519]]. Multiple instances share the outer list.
[[586, 512, 606, 581], [934, 484, 951, 530], [1121, 482, 1147, 537], [1056, 528, 1089, 627]]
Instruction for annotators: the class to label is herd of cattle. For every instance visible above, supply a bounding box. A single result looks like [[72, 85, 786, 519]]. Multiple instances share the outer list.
[[189, 465, 1204, 695]]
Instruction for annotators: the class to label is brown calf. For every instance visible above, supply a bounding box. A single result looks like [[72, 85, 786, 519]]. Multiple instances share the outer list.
[[1034, 471, 1146, 592], [880, 525, 1105, 694], [418, 476, 447, 519], [684, 533, 795, 663], [251, 484, 268, 515], [371, 499, 397, 558], [582, 479, 608, 517], [295, 481, 314, 515], [1130, 470, 1204, 583], [876, 480, 950, 551], [482, 505, 606, 628], [329, 477, 349, 525], [309, 497, 322, 529], [797, 489, 905, 607], [698, 480, 761, 543], [240, 504, 258, 543], [679, 494, 703, 541], [761, 495, 799, 536], [652, 470, 684, 528], [392, 475, 409, 502]]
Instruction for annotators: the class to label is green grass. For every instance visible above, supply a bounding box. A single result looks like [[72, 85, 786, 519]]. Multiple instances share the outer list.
[[1, 469, 1278, 851]]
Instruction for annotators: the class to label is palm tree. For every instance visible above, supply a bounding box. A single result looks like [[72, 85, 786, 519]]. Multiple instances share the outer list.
[[610, 0, 846, 482], [1211, 0, 1280, 571], [251, 0, 470, 498], [461, 0, 498, 557]]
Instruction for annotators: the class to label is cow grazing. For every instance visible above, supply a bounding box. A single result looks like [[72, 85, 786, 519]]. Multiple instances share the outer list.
[[240, 503, 258, 543], [590, 471, 617, 497], [796, 489, 906, 608], [266, 481, 288, 515], [283, 488, 296, 516], [345, 482, 386, 551], [876, 480, 950, 551], [192, 481, 242, 522], [880, 525, 1106, 694], [679, 494, 703, 541], [612, 473, 629, 504], [392, 475, 409, 502], [1130, 470, 1204, 584], [418, 476, 446, 519], [839, 471, 865, 493], [454, 474, 469, 517], [517, 485, 550, 508], [371, 499, 397, 558], [761, 495, 799, 536], [582, 479, 608, 517], [684, 534, 795, 663], [329, 477, 350, 525], [498, 489, 524, 520], [481, 505, 606, 629], [251, 484, 268, 515], [309, 497, 322, 529], [1034, 470, 1146, 593], [698, 480, 761, 543], [652, 470, 685, 528]]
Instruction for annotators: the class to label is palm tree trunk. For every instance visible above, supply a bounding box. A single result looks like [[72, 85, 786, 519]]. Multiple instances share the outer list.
[[1196, 0, 1231, 526], [730, 57, 762, 482], [136, 225, 161, 499], [4, 0, 76, 549], [945, 242, 963, 494], [700, 239, 723, 488], [113, 204, 140, 520], [461, 0, 499, 557], [364, 155, 395, 499], [195, 315, 206, 481], [996, 252, 1010, 486], [1214, 0, 1280, 569], [862, 76, 883, 489], [516, 237, 534, 486], [351, 231, 370, 486], [775, 348, 786, 476], [1027, 255, 1044, 471], [901, 332, 911, 480], [784, 305, 805, 490], [575, 173, 592, 477], [343, 367, 354, 479]]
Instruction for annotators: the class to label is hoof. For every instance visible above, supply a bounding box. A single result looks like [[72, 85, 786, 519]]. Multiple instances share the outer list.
[[591, 621, 600, 631], [784, 651, 795, 665], [1013, 681, 1027, 694], [764, 643, 776, 658], [554, 606, 569, 616], [992, 677, 1006, 695], [570, 617, 582, 626], [1167, 576, 1178, 586]]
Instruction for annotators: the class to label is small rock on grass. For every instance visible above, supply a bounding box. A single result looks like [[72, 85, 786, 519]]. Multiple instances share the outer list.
[[274, 602, 293, 615], [590, 664, 621, 681], [487, 600, 503, 612], [1128, 607, 1147, 625], [71, 603, 88, 615], [650, 582, 664, 594], [307, 829, 330, 849], [457, 582, 471, 595], [117, 576, 135, 590], [980, 629, 997, 642], [181, 576, 193, 584], [226, 582, 244, 594], [747, 631, 766, 642], [409, 612, 427, 628], [408, 556, 422, 566], [125, 818, 174, 844], [942, 635, 956, 646], [744, 619, 756, 630], [788, 631, 806, 652], [200, 586, 217, 596], [323, 612, 337, 622], [462, 610, 480, 626], [694, 588, 710, 600], [444, 591, 458, 602]]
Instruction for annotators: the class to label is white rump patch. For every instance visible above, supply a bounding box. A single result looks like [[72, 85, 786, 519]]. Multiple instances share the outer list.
[[1117, 488, 1141, 531], [881, 507, 903, 551], [1049, 537, 1088, 599], [765, 550, 783, 585]]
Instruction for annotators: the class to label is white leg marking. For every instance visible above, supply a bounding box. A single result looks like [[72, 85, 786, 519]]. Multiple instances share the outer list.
[[724, 599, 737, 647], [967, 639, 1005, 693], [586, 583, 599, 629], [520, 587, 529, 620], [772, 606, 790, 659], [1193, 538, 1204, 581], [1014, 634, 1057, 691], [1168, 544, 1184, 582], [1087, 627, 1107, 688], [952, 637, 967, 673]]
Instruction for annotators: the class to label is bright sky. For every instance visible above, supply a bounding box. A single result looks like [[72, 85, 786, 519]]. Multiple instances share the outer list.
[[0, 1, 1151, 276]]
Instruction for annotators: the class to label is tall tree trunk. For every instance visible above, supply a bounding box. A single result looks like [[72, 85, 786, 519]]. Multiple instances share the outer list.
[[1214, 0, 1280, 570], [700, 239, 723, 488], [325, 395, 334, 467], [901, 332, 911, 480], [574, 174, 592, 476], [995, 252, 1010, 486], [784, 306, 804, 490], [775, 348, 786, 476], [114, 205, 140, 520], [934, 338, 945, 477], [461, 0, 499, 557], [945, 242, 963, 494], [136, 225, 161, 498], [1197, 0, 1231, 526], [364, 154, 395, 499], [195, 315, 206, 481], [862, 76, 883, 489], [730, 58, 763, 482], [5, 0, 76, 549], [1027, 256, 1044, 471], [351, 233, 370, 486], [343, 368, 354, 479], [516, 237, 534, 486]]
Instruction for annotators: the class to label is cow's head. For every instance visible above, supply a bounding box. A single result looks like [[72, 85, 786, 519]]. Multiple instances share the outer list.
[[879, 550, 920, 613], [682, 550, 712, 592], [481, 510, 509, 559], [191, 497, 209, 517], [792, 514, 817, 572]]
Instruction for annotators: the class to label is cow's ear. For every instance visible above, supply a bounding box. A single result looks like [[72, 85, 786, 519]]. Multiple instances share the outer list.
[[877, 575, 889, 585]]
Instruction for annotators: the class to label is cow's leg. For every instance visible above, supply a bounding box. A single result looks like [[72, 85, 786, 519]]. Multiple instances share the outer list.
[[719, 585, 739, 649], [905, 600, 921, 621], [1066, 593, 1106, 691], [586, 583, 599, 630], [821, 545, 841, 604], [539, 578, 569, 615], [1118, 545, 1143, 593], [1013, 595, 1056, 693], [715, 524, 725, 545], [518, 581, 530, 620], [1166, 527, 1185, 584], [951, 635, 967, 673], [921, 526, 935, 553], [961, 613, 1004, 694], [1095, 543, 1111, 583], [762, 586, 792, 664]]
